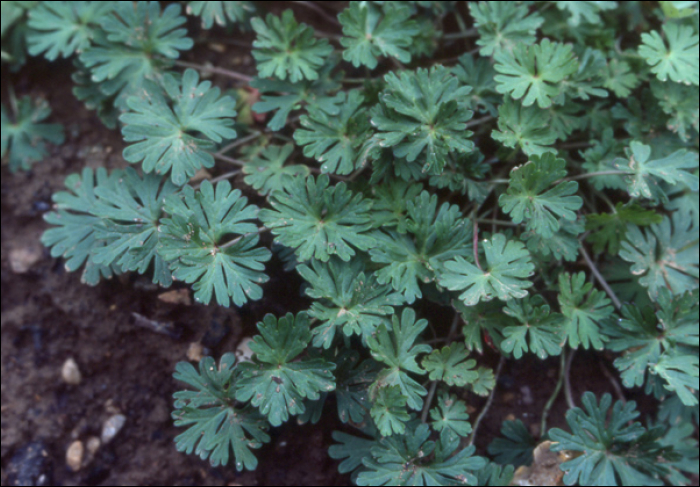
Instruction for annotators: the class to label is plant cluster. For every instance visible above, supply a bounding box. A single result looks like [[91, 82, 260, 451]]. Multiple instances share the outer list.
[[2, 1, 698, 486]]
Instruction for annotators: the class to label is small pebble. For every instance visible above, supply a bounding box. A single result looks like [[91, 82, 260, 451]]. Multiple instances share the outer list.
[[66, 441, 83, 472], [101, 414, 126, 444], [520, 385, 534, 405], [61, 358, 81, 385], [158, 289, 192, 306], [9, 246, 42, 274], [187, 342, 205, 362], [235, 338, 255, 363]]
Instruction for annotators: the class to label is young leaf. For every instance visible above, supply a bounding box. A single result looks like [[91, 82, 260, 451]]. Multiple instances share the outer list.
[[172, 353, 270, 470], [294, 90, 371, 175], [370, 385, 410, 436], [491, 99, 557, 157], [242, 143, 310, 196], [501, 296, 564, 360], [549, 392, 676, 486], [357, 423, 487, 486], [27, 2, 113, 60], [469, 2, 543, 56], [251, 9, 332, 82], [487, 419, 536, 467], [639, 23, 699, 86], [612, 141, 699, 200], [619, 211, 699, 300], [235, 313, 336, 426], [120, 68, 238, 186], [158, 180, 271, 307], [367, 308, 432, 411], [494, 38, 579, 109], [557, 272, 614, 350], [339, 2, 419, 69], [1, 96, 64, 172], [585, 203, 662, 255], [370, 66, 475, 175], [429, 392, 472, 444], [330, 430, 376, 479], [186, 1, 255, 29], [650, 79, 699, 142], [469, 366, 497, 397], [422, 343, 478, 387], [651, 353, 699, 407], [335, 350, 381, 424], [439, 233, 535, 306], [499, 153, 583, 239], [298, 257, 404, 349], [259, 174, 376, 262]]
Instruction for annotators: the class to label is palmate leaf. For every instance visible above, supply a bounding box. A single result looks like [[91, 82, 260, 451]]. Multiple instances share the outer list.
[[501, 296, 564, 360], [558, 272, 614, 350], [429, 392, 472, 444], [650, 79, 699, 142], [494, 38, 579, 109], [242, 143, 310, 196], [439, 233, 535, 306], [370, 191, 473, 304], [1, 96, 64, 172], [27, 1, 113, 60], [586, 202, 662, 255], [612, 141, 699, 200], [469, 2, 543, 56], [251, 9, 332, 82], [368, 180, 424, 233], [357, 423, 487, 486], [260, 174, 376, 262], [158, 180, 271, 307], [639, 23, 699, 86], [339, 2, 420, 69], [334, 350, 381, 424], [487, 419, 536, 468], [491, 99, 557, 157], [451, 53, 500, 116], [235, 313, 336, 426], [367, 308, 432, 411], [370, 66, 475, 175], [172, 353, 270, 471], [652, 353, 700, 407], [555, 1, 617, 27], [120, 68, 237, 186], [370, 385, 410, 436], [422, 343, 478, 387], [549, 392, 676, 486], [619, 211, 698, 300], [294, 90, 371, 175], [499, 153, 583, 239], [329, 431, 376, 479], [186, 1, 255, 29], [525, 217, 583, 263], [297, 256, 404, 349], [90, 168, 179, 286]]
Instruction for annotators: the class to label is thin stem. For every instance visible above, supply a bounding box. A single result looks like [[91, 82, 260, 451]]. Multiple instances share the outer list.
[[540, 350, 566, 437], [465, 115, 495, 129], [599, 359, 627, 404], [567, 170, 631, 181], [443, 28, 479, 40], [214, 153, 247, 167], [564, 348, 576, 409], [580, 243, 622, 310], [198, 170, 240, 188], [476, 219, 520, 227], [216, 131, 262, 156], [489, 179, 510, 185], [472, 212, 483, 271], [219, 226, 270, 250], [307, 167, 351, 182], [174, 60, 252, 83], [293, 1, 339, 25], [421, 381, 439, 424], [468, 356, 505, 447]]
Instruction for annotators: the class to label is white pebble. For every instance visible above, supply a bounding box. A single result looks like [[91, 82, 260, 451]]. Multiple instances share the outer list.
[[66, 441, 84, 472], [101, 414, 126, 444], [61, 358, 82, 385]]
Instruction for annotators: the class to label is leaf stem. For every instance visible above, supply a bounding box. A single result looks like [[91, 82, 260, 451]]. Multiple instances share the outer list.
[[421, 381, 439, 424], [540, 350, 566, 437], [214, 153, 247, 167], [476, 218, 520, 227], [580, 243, 622, 310], [200, 170, 240, 188], [464, 115, 495, 129], [443, 28, 479, 40], [564, 348, 576, 409], [216, 131, 262, 156], [219, 226, 270, 250], [468, 355, 505, 447], [567, 170, 631, 181], [292, 1, 340, 25], [174, 60, 252, 83]]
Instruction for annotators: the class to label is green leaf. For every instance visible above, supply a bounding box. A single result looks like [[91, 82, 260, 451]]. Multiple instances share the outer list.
[[476, 462, 515, 487], [650, 79, 699, 142], [297, 256, 404, 348], [429, 392, 472, 444], [370, 385, 410, 436], [339, 2, 420, 69], [370, 190, 473, 304], [186, 1, 255, 29], [501, 296, 564, 360], [499, 153, 583, 239], [558, 272, 614, 350], [487, 419, 536, 468], [158, 180, 271, 307], [251, 9, 332, 82], [469, 2, 543, 56], [1, 96, 64, 172], [371, 66, 475, 175], [235, 312, 336, 426], [422, 343, 478, 387], [368, 180, 424, 233], [329, 431, 376, 478], [612, 141, 699, 200], [172, 353, 270, 470], [586, 203, 663, 255], [259, 174, 376, 262], [639, 23, 699, 86], [619, 211, 698, 300], [604, 58, 641, 98], [294, 90, 371, 175], [27, 2, 113, 60], [469, 366, 497, 397], [367, 308, 432, 411], [525, 217, 583, 263], [455, 299, 512, 354], [439, 233, 535, 306], [120, 68, 237, 186], [652, 353, 699, 407], [335, 350, 381, 424], [451, 53, 500, 116], [494, 38, 579, 108], [491, 99, 557, 157], [357, 423, 487, 486], [242, 143, 310, 196], [549, 392, 676, 486], [555, 1, 617, 27]]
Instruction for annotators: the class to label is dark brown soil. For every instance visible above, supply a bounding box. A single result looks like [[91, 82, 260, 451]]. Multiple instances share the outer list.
[[1, 4, 692, 487]]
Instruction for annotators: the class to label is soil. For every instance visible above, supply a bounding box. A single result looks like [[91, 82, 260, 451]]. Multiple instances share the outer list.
[[1, 4, 695, 487]]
